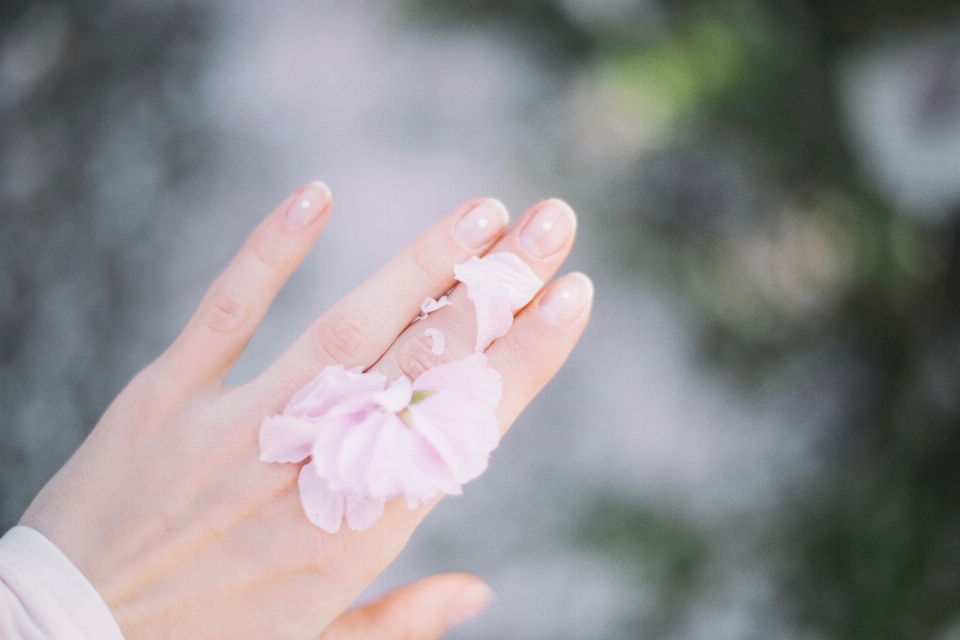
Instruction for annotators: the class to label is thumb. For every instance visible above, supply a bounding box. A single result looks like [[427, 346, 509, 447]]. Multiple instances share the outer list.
[[318, 573, 493, 640]]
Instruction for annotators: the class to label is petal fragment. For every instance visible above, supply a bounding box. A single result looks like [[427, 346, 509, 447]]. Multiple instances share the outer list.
[[410, 353, 503, 482], [421, 296, 452, 314], [345, 494, 385, 532], [373, 377, 413, 412], [454, 253, 542, 351], [298, 463, 345, 534], [424, 328, 445, 355], [286, 365, 385, 420]]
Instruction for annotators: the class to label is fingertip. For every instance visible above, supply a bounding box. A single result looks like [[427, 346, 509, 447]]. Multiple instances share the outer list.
[[537, 271, 594, 326], [543, 197, 578, 231], [517, 198, 577, 260], [568, 270, 594, 298], [164, 182, 336, 390], [311, 180, 334, 210], [285, 181, 333, 230], [454, 198, 510, 250], [445, 578, 493, 627], [317, 573, 492, 640]]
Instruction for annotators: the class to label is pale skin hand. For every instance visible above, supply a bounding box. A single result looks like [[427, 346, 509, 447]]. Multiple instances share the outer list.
[[19, 182, 593, 639]]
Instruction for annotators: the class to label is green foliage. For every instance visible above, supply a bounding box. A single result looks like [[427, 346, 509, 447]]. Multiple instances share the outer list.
[[412, 0, 960, 637], [581, 497, 710, 634]]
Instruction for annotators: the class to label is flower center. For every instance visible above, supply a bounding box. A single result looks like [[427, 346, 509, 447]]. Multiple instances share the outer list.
[[398, 389, 436, 427], [410, 390, 436, 405]]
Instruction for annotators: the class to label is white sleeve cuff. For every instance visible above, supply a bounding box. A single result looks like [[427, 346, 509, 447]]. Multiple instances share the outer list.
[[0, 526, 125, 640]]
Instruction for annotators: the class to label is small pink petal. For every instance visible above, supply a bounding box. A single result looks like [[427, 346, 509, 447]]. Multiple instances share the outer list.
[[259, 415, 318, 464], [337, 410, 397, 490], [345, 493, 385, 532], [299, 463, 345, 534], [408, 403, 494, 483], [311, 416, 363, 492], [413, 352, 503, 412], [454, 253, 542, 351], [409, 353, 503, 482], [424, 327, 445, 355], [363, 412, 459, 503], [421, 296, 452, 314], [285, 365, 386, 420]]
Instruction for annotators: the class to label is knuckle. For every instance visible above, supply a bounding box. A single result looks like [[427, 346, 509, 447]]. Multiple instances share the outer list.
[[106, 366, 173, 435], [504, 330, 551, 387], [313, 312, 376, 366], [245, 227, 287, 274], [378, 606, 417, 640], [392, 331, 454, 381], [312, 530, 359, 573], [199, 287, 250, 335], [409, 248, 450, 287]]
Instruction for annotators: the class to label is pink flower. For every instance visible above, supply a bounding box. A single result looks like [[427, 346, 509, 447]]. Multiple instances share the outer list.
[[454, 253, 542, 352], [259, 353, 502, 533]]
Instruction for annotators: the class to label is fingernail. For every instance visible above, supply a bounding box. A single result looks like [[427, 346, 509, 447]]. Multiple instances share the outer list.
[[538, 272, 593, 325], [519, 198, 576, 259], [446, 582, 493, 627], [454, 199, 509, 250], [285, 181, 332, 229]]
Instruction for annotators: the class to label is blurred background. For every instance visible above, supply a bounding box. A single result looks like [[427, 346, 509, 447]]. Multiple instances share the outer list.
[[4, 0, 960, 637]]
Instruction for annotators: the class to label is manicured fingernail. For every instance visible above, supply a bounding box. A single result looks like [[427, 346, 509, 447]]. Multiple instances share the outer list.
[[446, 582, 493, 627], [538, 272, 593, 325], [519, 198, 576, 259], [285, 181, 331, 229], [454, 199, 509, 250]]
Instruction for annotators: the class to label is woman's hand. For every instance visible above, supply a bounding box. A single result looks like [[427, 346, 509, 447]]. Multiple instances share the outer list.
[[19, 182, 592, 639]]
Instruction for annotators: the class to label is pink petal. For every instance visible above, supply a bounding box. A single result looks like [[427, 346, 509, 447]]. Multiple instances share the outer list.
[[454, 253, 542, 351], [424, 328, 445, 355], [337, 410, 396, 491], [311, 415, 366, 492], [407, 402, 494, 483], [373, 377, 412, 413], [364, 413, 459, 502], [413, 352, 503, 413], [408, 353, 503, 483], [298, 463, 345, 534], [285, 365, 386, 420], [344, 493, 385, 532], [259, 415, 318, 464]]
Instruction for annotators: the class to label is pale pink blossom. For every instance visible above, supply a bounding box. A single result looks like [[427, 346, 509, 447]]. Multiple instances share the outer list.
[[259, 353, 502, 533], [424, 327, 445, 355], [454, 253, 542, 352], [259, 365, 384, 464]]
